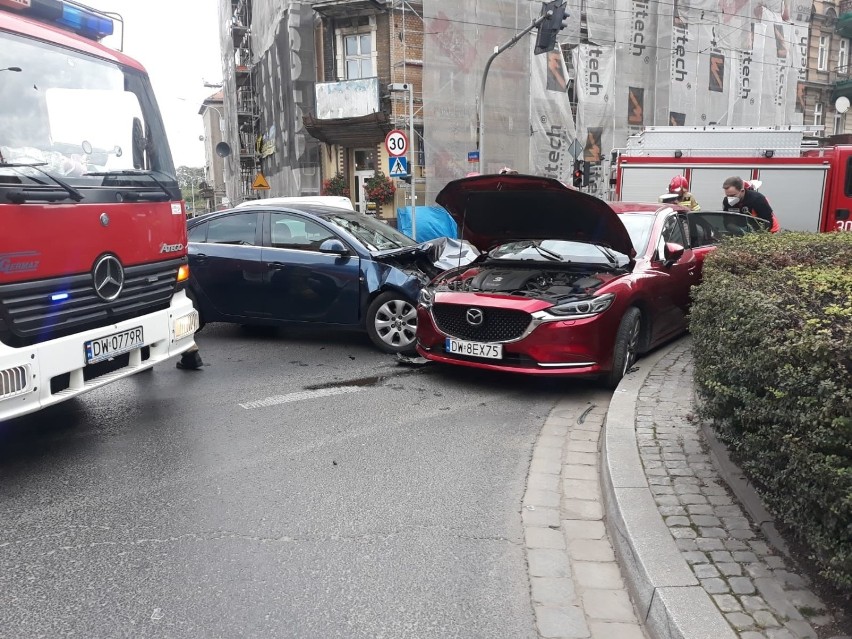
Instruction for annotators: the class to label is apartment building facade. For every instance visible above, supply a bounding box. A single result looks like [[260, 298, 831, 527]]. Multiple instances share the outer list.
[[216, 1, 852, 210], [217, 0, 423, 218], [199, 91, 228, 211], [804, 0, 852, 137]]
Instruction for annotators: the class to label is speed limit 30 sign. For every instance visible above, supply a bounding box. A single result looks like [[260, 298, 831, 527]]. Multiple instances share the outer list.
[[385, 129, 408, 157]]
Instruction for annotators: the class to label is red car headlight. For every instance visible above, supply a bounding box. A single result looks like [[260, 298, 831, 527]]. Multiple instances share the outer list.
[[546, 293, 615, 317]]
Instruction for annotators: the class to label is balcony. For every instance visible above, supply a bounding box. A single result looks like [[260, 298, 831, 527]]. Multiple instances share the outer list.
[[831, 67, 852, 101], [839, 0, 852, 38], [310, 0, 389, 18], [303, 77, 393, 146], [315, 77, 380, 120]]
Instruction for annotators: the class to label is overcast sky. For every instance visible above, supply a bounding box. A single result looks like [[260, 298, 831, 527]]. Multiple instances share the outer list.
[[85, 0, 223, 168]]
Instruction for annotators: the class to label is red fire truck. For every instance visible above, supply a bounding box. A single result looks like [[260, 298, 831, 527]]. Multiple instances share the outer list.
[[612, 126, 852, 233], [0, 0, 199, 420]]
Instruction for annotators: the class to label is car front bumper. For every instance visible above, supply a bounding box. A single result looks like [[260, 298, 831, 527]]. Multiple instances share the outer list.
[[415, 304, 617, 377]]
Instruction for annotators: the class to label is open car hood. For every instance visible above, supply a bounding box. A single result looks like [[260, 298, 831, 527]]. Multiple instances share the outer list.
[[435, 174, 635, 257]]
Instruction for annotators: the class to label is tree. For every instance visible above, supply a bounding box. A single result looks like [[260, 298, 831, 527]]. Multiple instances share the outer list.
[[176, 166, 206, 211]]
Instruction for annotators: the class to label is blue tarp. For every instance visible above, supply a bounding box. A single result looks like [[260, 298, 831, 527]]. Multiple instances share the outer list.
[[396, 205, 458, 242]]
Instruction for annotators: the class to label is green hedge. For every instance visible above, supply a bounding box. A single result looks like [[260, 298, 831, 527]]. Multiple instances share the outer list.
[[690, 232, 852, 591]]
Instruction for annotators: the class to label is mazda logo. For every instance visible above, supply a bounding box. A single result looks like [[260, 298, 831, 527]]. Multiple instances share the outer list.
[[466, 308, 484, 326], [92, 254, 124, 301]]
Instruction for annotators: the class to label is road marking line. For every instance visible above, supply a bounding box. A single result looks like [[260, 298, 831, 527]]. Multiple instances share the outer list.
[[239, 386, 363, 410]]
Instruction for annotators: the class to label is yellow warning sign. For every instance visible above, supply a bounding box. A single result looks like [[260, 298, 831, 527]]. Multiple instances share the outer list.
[[252, 173, 270, 190]]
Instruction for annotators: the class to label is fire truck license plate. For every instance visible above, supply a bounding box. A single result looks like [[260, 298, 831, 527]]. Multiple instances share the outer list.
[[85, 327, 144, 364]]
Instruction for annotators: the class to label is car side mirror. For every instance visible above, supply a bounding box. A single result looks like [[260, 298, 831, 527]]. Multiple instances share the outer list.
[[319, 239, 350, 255], [664, 242, 685, 266]]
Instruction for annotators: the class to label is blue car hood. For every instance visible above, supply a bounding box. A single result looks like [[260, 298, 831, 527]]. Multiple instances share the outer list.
[[373, 237, 479, 271]]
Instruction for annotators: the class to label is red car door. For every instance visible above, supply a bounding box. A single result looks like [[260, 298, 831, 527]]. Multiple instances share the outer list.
[[646, 213, 698, 342]]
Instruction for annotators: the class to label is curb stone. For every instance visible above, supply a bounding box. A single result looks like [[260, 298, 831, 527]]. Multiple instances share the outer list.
[[525, 386, 648, 638], [601, 338, 737, 639], [697, 420, 790, 558], [606, 338, 847, 639]]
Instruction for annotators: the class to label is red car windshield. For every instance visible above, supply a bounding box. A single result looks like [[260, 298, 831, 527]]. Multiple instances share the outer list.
[[489, 240, 631, 267], [617, 213, 655, 256]]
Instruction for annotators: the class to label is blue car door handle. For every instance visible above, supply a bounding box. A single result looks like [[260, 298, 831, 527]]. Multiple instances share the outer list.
[[268, 261, 286, 270]]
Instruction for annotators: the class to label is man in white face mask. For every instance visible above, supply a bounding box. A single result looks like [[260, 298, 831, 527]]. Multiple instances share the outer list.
[[721, 176, 780, 232]]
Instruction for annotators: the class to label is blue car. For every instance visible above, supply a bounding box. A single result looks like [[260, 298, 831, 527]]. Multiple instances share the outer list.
[[185, 203, 477, 354]]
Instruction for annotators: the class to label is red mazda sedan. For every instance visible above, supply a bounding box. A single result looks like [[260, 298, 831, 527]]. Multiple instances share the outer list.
[[415, 174, 765, 387]]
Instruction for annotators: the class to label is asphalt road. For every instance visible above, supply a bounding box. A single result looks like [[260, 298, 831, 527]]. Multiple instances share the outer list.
[[0, 324, 603, 638]]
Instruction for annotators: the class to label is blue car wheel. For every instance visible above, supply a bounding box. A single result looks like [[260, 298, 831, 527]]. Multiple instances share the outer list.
[[366, 291, 418, 355]]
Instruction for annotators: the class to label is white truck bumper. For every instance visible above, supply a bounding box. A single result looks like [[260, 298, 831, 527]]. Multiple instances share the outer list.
[[0, 290, 198, 422]]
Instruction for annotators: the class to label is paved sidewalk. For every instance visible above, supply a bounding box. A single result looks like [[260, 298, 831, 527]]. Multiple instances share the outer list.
[[523, 388, 648, 639], [602, 338, 848, 639]]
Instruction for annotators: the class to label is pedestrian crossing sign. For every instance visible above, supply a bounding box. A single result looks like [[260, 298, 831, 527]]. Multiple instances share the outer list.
[[388, 156, 408, 178]]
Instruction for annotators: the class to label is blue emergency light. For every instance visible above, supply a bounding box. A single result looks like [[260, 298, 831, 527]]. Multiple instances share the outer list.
[[0, 0, 114, 41]]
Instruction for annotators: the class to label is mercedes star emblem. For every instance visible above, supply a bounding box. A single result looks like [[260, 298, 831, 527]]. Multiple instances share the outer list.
[[466, 308, 484, 326], [100, 212, 110, 227], [92, 254, 125, 301]]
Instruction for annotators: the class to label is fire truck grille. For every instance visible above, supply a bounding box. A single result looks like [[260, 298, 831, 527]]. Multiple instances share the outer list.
[[431, 304, 532, 342], [0, 258, 183, 347]]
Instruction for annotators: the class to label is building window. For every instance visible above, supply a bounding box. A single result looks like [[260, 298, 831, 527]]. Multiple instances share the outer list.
[[335, 17, 377, 82], [344, 34, 373, 79], [814, 102, 824, 127], [835, 110, 846, 135], [354, 149, 376, 171], [818, 35, 829, 71], [840, 39, 849, 74]]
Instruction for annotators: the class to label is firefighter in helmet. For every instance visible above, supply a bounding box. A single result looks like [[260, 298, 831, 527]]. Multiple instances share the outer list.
[[662, 175, 701, 211]]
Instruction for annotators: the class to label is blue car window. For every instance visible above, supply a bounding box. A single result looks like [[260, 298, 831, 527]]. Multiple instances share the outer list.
[[188, 222, 207, 243], [207, 213, 258, 246], [271, 213, 336, 250]]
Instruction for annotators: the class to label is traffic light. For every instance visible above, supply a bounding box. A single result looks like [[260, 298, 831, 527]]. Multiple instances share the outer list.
[[582, 160, 591, 187], [534, 0, 570, 55], [572, 160, 584, 188]]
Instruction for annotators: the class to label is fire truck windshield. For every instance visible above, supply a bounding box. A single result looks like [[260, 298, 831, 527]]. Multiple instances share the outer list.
[[0, 30, 177, 198]]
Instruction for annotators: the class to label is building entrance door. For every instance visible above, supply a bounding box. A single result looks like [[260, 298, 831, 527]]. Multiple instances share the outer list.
[[353, 148, 377, 214], [355, 170, 374, 214]]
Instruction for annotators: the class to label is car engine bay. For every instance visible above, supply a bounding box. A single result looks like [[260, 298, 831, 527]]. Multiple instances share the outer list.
[[436, 265, 624, 305]]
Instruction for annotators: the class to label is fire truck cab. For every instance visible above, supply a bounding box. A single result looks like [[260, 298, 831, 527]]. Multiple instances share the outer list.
[[0, 0, 199, 421], [613, 126, 852, 233]]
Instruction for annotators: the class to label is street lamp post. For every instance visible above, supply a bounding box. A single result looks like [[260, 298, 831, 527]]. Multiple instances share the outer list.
[[176, 95, 231, 210], [477, 15, 549, 172]]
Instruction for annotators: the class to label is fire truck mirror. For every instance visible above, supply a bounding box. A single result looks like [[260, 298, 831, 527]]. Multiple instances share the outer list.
[[132, 117, 145, 169]]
